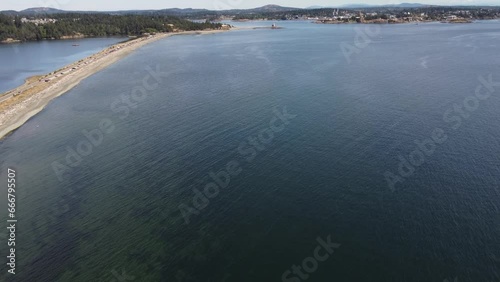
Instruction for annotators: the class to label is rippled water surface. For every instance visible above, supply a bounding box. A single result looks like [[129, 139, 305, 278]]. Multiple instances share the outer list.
[[0, 21, 499, 282]]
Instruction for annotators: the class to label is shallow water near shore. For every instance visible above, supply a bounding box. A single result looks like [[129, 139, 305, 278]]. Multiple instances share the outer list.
[[1, 21, 500, 281], [0, 37, 126, 93]]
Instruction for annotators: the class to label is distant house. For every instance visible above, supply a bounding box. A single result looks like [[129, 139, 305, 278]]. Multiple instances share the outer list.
[[447, 15, 458, 20], [21, 17, 57, 25]]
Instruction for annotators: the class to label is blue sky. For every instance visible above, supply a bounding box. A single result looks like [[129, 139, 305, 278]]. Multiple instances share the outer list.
[[1, 0, 497, 11]]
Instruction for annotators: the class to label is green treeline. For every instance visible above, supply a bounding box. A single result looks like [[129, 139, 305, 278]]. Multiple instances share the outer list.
[[0, 14, 222, 42]]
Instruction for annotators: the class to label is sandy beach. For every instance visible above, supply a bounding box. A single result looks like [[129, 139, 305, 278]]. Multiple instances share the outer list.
[[0, 29, 230, 139]]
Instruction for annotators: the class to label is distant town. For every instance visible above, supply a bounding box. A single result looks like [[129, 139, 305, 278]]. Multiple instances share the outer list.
[[225, 5, 500, 24], [2, 5, 500, 23]]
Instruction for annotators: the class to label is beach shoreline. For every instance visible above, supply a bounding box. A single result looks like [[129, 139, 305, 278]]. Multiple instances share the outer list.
[[0, 29, 230, 139]]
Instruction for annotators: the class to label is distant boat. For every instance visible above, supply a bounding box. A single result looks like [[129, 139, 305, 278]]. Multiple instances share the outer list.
[[72, 44, 80, 46]]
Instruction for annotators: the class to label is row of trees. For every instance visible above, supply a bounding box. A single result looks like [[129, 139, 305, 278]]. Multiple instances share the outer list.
[[0, 14, 222, 42]]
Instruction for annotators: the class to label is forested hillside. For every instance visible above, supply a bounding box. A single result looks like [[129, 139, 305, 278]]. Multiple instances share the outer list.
[[0, 14, 222, 42]]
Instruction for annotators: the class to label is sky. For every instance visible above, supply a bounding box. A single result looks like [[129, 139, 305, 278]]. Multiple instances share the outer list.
[[0, 0, 497, 11]]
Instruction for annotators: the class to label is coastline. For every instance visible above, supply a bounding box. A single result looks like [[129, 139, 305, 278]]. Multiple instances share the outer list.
[[314, 19, 474, 24], [227, 18, 483, 25], [0, 29, 230, 139]]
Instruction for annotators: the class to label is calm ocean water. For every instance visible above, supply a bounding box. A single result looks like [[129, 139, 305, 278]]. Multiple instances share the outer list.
[[0, 37, 126, 93], [0, 21, 499, 282]]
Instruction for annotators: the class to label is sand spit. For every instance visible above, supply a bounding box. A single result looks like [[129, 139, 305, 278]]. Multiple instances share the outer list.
[[0, 29, 229, 139]]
